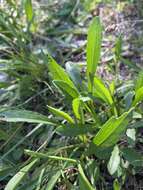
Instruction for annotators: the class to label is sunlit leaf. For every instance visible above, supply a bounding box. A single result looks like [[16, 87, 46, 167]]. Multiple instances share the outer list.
[[87, 17, 102, 92], [93, 76, 113, 105], [126, 129, 136, 141], [72, 98, 81, 120], [109, 81, 115, 96], [107, 145, 120, 175], [132, 86, 143, 106], [93, 109, 133, 147], [47, 105, 74, 124], [24, 0, 33, 22], [113, 179, 121, 190], [135, 71, 143, 91]]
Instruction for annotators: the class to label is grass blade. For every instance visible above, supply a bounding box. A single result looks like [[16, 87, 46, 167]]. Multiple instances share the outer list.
[[25, 150, 77, 163], [45, 171, 61, 190], [5, 159, 38, 190]]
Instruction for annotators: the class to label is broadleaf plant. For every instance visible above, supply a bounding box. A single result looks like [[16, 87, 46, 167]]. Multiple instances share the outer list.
[[1, 17, 143, 189]]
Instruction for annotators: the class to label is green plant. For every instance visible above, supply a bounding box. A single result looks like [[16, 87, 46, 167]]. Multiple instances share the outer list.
[[0, 1, 53, 111], [1, 17, 143, 189]]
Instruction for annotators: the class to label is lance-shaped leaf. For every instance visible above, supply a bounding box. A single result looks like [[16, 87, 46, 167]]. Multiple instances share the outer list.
[[24, 0, 33, 22], [72, 98, 81, 120], [135, 71, 143, 91], [47, 105, 74, 124], [56, 124, 95, 137], [87, 17, 102, 91], [115, 36, 122, 61], [0, 110, 55, 125], [53, 80, 79, 98], [78, 164, 95, 190], [48, 55, 76, 90], [72, 97, 92, 120], [93, 76, 113, 105], [25, 150, 77, 163], [45, 171, 61, 190], [132, 86, 143, 106], [122, 148, 143, 167], [107, 145, 120, 175], [93, 109, 133, 147], [5, 159, 38, 190]]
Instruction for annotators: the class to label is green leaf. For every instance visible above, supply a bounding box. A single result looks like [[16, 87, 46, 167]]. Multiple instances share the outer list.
[[56, 124, 95, 136], [96, 119, 129, 147], [109, 81, 115, 96], [66, 62, 82, 89], [24, 0, 33, 22], [122, 148, 143, 167], [86, 160, 100, 186], [5, 159, 38, 190], [93, 109, 132, 147], [107, 145, 120, 175], [115, 36, 122, 61], [72, 97, 93, 120], [129, 120, 143, 128], [87, 17, 102, 92], [124, 91, 134, 110], [35, 168, 45, 190], [53, 80, 79, 98], [47, 105, 74, 124], [45, 171, 61, 190], [25, 150, 77, 163], [93, 76, 113, 105], [86, 142, 113, 159], [0, 129, 8, 140], [113, 179, 121, 190], [0, 166, 13, 181], [78, 164, 95, 190], [0, 110, 55, 125], [135, 71, 143, 91], [72, 98, 81, 120], [126, 129, 136, 141], [132, 86, 143, 106], [25, 151, 76, 190], [48, 55, 76, 89]]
